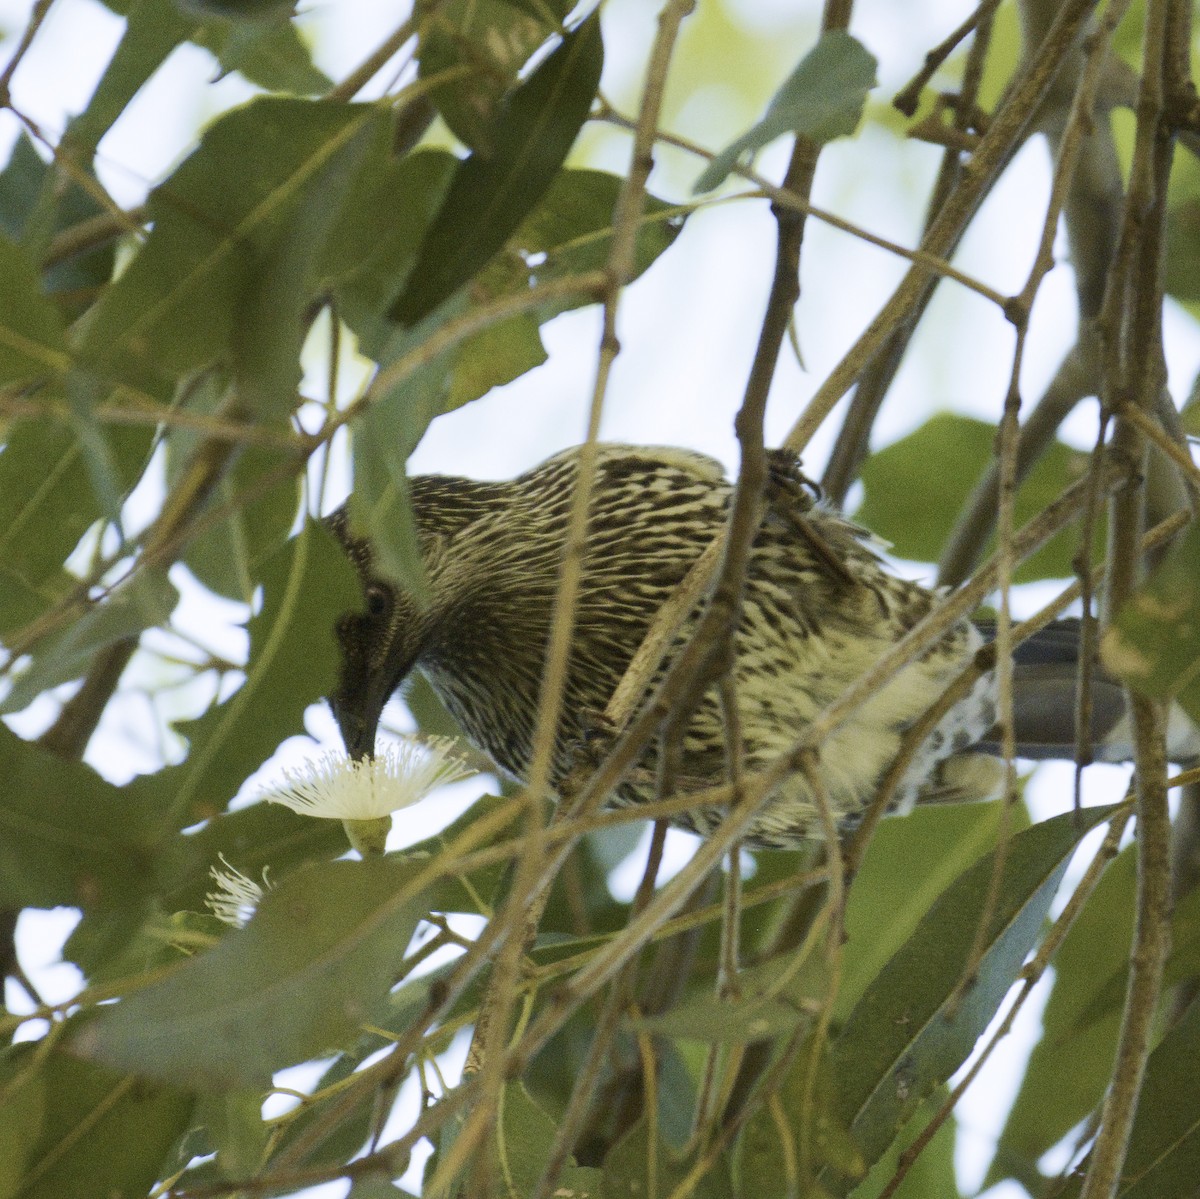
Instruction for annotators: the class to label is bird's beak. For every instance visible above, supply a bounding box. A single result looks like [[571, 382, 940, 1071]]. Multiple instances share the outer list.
[[329, 671, 391, 762], [329, 650, 419, 762]]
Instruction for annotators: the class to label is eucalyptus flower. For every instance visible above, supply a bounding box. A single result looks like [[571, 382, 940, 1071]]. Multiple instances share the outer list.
[[263, 738, 471, 855], [205, 855, 270, 928]]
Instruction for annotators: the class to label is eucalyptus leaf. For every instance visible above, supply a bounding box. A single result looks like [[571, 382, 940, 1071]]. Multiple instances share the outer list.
[[855, 413, 1100, 581], [0, 417, 153, 636], [70, 857, 424, 1090], [191, 9, 331, 92], [694, 31, 877, 193], [0, 233, 68, 383], [0, 725, 159, 911], [66, 0, 191, 155], [1055, 997, 1200, 1198], [604, 1118, 733, 1198], [0, 568, 178, 715], [79, 98, 377, 387], [987, 842, 1135, 1187], [828, 804, 1118, 1186], [231, 110, 382, 420], [389, 13, 604, 326], [419, 0, 568, 153], [0, 1044, 194, 1199], [0, 135, 117, 309]]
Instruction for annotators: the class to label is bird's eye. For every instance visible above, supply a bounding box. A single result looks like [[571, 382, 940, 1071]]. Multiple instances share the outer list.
[[365, 585, 389, 617]]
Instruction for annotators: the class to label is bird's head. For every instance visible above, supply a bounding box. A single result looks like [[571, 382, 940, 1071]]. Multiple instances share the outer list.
[[324, 474, 525, 763], [325, 506, 427, 761]]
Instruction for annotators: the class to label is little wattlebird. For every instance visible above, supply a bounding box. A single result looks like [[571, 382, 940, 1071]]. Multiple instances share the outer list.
[[326, 443, 1199, 849]]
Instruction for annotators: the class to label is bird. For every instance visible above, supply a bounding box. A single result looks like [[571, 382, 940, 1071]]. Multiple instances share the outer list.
[[326, 443, 1196, 850]]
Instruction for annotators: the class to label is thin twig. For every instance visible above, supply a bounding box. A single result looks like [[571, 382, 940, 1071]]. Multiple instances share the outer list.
[[893, 0, 1005, 117], [782, 0, 1104, 457]]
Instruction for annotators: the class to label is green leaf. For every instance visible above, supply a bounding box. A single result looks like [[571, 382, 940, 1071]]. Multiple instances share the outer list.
[[604, 1118, 732, 1198], [479, 166, 686, 323], [173, 438, 301, 602], [734, 1036, 864, 1198], [987, 841, 1135, 1188], [1055, 997, 1200, 1198], [0, 1044, 194, 1199], [0, 233, 68, 383], [0, 725, 159, 911], [70, 856, 424, 1090], [78, 98, 377, 387], [855, 413, 1101, 581], [839, 799, 1026, 1020], [829, 804, 1118, 1184], [1103, 521, 1200, 724], [418, 0, 570, 153], [324, 148, 457, 334], [66, 0, 191, 155], [196, 1088, 270, 1178], [128, 518, 361, 829], [231, 111, 383, 421], [192, 11, 332, 93], [0, 135, 117, 309], [389, 13, 604, 326], [848, 1091, 959, 1199], [694, 31, 877, 193], [0, 418, 153, 635], [349, 1179, 422, 1199], [1165, 196, 1200, 304], [0, 568, 178, 715], [634, 951, 824, 1044]]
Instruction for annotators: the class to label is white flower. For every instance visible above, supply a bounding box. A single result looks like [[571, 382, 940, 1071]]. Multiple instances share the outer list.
[[264, 738, 472, 821], [205, 855, 270, 928]]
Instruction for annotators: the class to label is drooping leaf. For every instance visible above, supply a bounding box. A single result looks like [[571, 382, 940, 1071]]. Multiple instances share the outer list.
[[839, 799, 1027, 1020], [70, 856, 424, 1090], [324, 147, 457, 336], [694, 31, 877, 193], [418, 0, 570, 153], [0, 233, 68, 383], [479, 166, 686, 323], [389, 13, 604, 326], [734, 1036, 865, 1198], [828, 804, 1118, 1186], [1102, 521, 1200, 725], [231, 110, 383, 421], [848, 1091, 959, 1199], [855, 412, 1101, 581], [634, 950, 825, 1045], [172, 437, 302, 603], [0, 568, 178, 715], [0, 1044, 194, 1199], [987, 841, 1135, 1188], [1165, 196, 1200, 305]]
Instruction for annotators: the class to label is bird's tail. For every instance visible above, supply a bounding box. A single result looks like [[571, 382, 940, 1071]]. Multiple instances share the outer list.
[[975, 618, 1200, 763]]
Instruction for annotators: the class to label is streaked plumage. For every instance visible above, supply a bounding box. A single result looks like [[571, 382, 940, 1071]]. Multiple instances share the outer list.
[[327, 444, 1019, 849]]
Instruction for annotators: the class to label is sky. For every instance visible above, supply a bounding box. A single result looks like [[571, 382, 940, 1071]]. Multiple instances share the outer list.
[[2, 1, 1198, 1195]]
